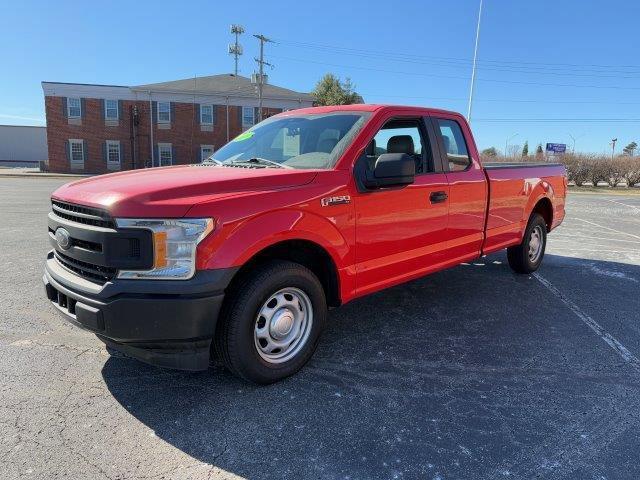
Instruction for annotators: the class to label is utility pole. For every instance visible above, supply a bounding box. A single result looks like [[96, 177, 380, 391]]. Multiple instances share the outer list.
[[253, 34, 273, 122], [611, 138, 617, 160], [229, 25, 244, 76], [467, 0, 483, 123]]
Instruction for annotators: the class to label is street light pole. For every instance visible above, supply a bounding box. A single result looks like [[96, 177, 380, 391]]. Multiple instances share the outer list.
[[568, 133, 584, 153], [611, 138, 617, 160], [467, 0, 483, 123], [505, 132, 518, 158]]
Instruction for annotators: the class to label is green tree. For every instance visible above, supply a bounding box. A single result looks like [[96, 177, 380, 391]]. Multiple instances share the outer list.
[[312, 74, 363, 106], [521, 141, 529, 157], [481, 147, 498, 157], [535, 143, 544, 160], [622, 141, 637, 156]]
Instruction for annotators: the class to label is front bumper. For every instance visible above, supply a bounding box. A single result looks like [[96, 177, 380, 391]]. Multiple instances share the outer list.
[[43, 251, 237, 370]]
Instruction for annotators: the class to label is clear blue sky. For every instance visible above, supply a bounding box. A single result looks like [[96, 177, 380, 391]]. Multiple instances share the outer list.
[[1, 0, 639, 154]]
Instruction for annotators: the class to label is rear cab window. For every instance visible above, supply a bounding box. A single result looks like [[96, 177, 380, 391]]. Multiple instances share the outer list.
[[434, 118, 471, 171]]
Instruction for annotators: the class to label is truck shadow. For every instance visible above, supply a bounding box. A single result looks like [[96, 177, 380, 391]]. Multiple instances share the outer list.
[[101, 252, 640, 479]]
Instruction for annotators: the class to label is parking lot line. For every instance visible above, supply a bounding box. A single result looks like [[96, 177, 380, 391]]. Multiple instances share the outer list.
[[533, 272, 640, 372], [573, 218, 640, 240], [604, 198, 640, 212]]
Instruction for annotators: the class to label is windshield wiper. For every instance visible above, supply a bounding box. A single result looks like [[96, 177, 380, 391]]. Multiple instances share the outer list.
[[203, 157, 223, 165], [229, 157, 292, 169]]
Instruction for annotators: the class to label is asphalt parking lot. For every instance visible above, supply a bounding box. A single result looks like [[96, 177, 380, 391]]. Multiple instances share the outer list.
[[1, 177, 640, 480]]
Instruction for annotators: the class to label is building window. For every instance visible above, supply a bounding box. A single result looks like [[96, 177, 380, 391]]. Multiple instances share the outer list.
[[158, 143, 172, 166], [242, 106, 255, 128], [200, 145, 214, 162], [200, 104, 213, 125], [158, 102, 170, 123], [106, 140, 121, 169], [105, 100, 119, 120], [67, 98, 81, 118], [69, 139, 84, 168]]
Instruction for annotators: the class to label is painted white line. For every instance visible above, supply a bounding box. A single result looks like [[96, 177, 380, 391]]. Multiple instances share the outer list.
[[605, 198, 640, 212], [574, 218, 640, 241], [533, 272, 640, 372], [554, 234, 640, 245]]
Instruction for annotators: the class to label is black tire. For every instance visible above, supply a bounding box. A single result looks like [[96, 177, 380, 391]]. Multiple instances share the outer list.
[[507, 213, 547, 274], [213, 260, 327, 384]]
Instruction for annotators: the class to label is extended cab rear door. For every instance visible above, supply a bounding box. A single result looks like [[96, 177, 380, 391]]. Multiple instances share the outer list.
[[429, 113, 488, 264], [352, 114, 450, 296]]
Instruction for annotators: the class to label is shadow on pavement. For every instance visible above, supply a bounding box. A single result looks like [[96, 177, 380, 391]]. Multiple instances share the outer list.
[[101, 253, 640, 479]]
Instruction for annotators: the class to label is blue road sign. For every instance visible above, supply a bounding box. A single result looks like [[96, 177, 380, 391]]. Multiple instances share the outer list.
[[546, 143, 567, 153]]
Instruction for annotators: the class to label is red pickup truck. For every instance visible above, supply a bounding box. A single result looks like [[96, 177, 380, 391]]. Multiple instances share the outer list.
[[44, 104, 566, 383]]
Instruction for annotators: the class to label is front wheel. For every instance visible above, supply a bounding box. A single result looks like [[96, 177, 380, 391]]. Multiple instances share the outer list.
[[214, 260, 327, 384], [507, 213, 547, 274]]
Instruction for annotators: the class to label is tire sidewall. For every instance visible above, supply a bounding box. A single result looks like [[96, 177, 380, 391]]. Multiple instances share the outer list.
[[524, 214, 547, 270], [229, 264, 327, 383]]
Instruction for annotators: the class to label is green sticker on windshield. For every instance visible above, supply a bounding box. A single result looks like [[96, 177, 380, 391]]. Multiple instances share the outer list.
[[232, 131, 254, 142]]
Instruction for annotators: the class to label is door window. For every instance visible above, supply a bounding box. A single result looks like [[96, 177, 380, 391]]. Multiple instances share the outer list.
[[435, 119, 471, 171], [365, 119, 431, 174]]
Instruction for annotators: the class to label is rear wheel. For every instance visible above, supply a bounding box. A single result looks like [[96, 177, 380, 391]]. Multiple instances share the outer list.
[[214, 260, 327, 384], [507, 213, 547, 274]]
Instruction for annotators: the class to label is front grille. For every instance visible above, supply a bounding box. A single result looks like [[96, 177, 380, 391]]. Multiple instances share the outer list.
[[48, 227, 102, 252], [54, 250, 116, 283], [51, 200, 116, 229]]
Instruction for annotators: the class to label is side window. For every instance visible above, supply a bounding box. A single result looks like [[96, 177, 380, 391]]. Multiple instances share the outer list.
[[435, 119, 471, 171], [365, 119, 430, 174]]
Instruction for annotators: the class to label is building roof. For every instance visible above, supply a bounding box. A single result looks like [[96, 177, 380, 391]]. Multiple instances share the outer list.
[[132, 74, 313, 102]]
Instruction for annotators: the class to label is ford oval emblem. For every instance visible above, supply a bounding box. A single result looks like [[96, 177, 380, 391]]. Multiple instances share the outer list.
[[55, 227, 72, 250]]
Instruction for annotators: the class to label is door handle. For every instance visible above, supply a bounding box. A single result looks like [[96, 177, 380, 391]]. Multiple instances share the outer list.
[[429, 191, 448, 204]]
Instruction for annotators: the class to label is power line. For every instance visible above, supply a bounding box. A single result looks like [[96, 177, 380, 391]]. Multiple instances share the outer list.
[[359, 93, 640, 106], [270, 54, 640, 91], [272, 38, 640, 71], [273, 42, 640, 79], [473, 118, 640, 123]]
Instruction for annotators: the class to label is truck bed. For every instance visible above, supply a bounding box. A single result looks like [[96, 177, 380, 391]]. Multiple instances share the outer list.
[[482, 162, 567, 255]]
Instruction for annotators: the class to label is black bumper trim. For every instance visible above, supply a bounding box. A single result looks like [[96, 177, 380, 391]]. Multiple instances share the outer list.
[[43, 258, 239, 371]]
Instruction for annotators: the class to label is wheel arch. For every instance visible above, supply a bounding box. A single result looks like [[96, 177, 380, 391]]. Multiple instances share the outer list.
[[226, 238, 342, 308]]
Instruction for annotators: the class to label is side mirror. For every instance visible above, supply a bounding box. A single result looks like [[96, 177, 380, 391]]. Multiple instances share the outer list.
[[363, 153, 415, 189]]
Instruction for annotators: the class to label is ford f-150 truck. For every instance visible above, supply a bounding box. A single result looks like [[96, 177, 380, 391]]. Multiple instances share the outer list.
[[44, 105, 566, 383]]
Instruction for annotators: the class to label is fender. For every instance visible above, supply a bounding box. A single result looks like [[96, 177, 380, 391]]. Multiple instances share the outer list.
[[519, 179, 555, 240], [196, 208, 354, 293]]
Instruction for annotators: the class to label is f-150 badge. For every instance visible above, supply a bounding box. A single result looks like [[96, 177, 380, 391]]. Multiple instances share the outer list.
[[321, 195, 351, 207]]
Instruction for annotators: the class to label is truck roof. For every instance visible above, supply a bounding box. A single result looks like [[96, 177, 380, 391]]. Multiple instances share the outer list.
[[282, 104, 462, 117]]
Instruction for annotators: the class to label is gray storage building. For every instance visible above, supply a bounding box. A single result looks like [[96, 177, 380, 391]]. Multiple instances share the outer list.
[[0, 125, 48, 167]]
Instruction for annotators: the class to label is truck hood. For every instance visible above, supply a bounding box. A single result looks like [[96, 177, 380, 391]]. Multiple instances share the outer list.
[[52, 165, 318, 218]]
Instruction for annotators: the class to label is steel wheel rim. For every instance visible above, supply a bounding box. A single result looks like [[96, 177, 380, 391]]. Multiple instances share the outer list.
[[254, 287, 313, 364], [528, 225, 544, 263]]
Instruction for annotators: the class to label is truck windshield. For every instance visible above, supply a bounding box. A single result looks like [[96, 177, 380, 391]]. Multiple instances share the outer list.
[[206, 111, 370, 169]]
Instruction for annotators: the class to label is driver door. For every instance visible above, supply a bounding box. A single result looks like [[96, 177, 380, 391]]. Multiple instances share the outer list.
[[353, 116, 449, 296]]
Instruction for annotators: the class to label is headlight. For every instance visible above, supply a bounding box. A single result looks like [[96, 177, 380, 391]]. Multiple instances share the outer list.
[[115, 218, 214, 280]]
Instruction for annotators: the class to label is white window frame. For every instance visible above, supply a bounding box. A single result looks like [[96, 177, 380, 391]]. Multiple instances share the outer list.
[[105, 99, 119, 120], [200, 104, 214, 125], [200, 145, 214, 162], [158, 143, 172, 166], [67, 98, 81, 118], [157, 102, 171, 123], [69, 139, 84, 167], [242, 106, 255, 128], [106, 140, 121, 168]]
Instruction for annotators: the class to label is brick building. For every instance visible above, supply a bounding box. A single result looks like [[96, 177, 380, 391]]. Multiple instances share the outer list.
[[42, 74, 314, 173]]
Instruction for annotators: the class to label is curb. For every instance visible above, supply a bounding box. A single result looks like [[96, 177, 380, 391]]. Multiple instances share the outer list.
[[0, 173, 90, 179]]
